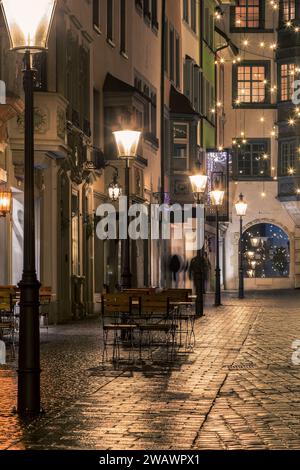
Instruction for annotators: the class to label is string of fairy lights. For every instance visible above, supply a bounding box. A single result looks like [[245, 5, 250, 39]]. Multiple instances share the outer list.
[[211, 1, 300, 197]]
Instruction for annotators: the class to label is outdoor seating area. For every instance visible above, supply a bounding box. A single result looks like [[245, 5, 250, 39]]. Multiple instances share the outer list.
[[0, 285, 52, 356], [101, 288, 195, 366]]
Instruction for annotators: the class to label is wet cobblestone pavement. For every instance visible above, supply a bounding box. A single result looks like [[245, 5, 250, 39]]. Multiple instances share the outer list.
[[1, 291, 300, 450]]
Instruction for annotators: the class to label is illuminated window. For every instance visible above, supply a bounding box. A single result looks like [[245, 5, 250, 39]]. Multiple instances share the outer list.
[[280, 64, 295, 101], [234, 0, 261, 28], [281, 0, 295, 21], [235, 64, 268, 103]]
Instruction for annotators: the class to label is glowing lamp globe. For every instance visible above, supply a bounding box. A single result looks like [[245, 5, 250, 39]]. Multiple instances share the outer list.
[[113, 130, 141, 158], [0, 189, 12, 217], [189, 173, 208, 195], [235, 193, 247, 217], [210, 189, 225, 206], [0, 0, 57, 51]]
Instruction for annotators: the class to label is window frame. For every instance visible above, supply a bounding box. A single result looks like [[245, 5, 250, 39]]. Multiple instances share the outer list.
[[173, 122, 190, 172], [279, 62, 296, 102], [234, 138, 271, 180], [232, 60, 271, 108], [120, 0, 127, 55], [279, 0, 296, 26], [107, 0, 114, 43], [93, 0, 101, 32], [183, 0, 189, 23], [279, 138, 297, 176], [230, 0, 266, 32]]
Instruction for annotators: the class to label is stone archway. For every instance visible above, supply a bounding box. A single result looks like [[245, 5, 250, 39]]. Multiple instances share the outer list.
[[241, 220, 295, 289]]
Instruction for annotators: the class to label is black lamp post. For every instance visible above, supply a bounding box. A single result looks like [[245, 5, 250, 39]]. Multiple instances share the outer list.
[[113, 130, 141, 289], [235, 193, 248, 299], [210, 186, 225, 307], [189, 170, 208, 317], [1, 0, 57, 415]]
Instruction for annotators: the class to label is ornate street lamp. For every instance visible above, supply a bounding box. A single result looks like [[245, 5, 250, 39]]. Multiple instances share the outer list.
[[113, 130, 141, 288], [235, 193, 248, 299], [1, 0, 57, 415], [0, 189, 12, 217], [210, 185, 225, 307], [108, 174, 122, 201], [189, 168, 208, 317]]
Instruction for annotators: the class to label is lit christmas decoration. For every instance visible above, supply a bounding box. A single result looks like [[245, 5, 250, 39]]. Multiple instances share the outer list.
[[288, 118, 295, 126]]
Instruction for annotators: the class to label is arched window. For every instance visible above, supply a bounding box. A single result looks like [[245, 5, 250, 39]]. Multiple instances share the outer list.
[[243, 223, 290, 278]]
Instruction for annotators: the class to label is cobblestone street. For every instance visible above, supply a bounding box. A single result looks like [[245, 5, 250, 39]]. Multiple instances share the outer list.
[[1, 291, 300, 450]]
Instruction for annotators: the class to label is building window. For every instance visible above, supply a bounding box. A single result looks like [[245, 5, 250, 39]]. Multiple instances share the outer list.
[[183, 0, 189, 22], [204, 7, 214, 47], [173, 123, 189, 171], [120, 0, 126, 53], [143, 0, 151, 20], [231, 0, 263, 30], [93, 0, 100, 30], [184, 56, 202, 110], [280, 0, 295, 22], [151, 92, 157, 137], [169, 26, 175, 82], [235, 139, 271, 178], [191, 0, 197, 32], [164, 19, 168, 73], [135, 73, 157, 138], [280, 64, 295, 101], [151, 0, 158, 28], [175, 34, 181, 88], [234, 62, 270, 104], [280, 140, 296, 175], [243, 223, 290, 278], [107, 0, 113, 42]]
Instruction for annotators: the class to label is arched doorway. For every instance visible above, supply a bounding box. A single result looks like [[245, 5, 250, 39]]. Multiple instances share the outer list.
[[243, 223, 290, 279]]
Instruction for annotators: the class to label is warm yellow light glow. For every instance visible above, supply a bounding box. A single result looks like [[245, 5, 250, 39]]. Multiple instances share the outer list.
[[113, 130, 141, 158], [250, 238, 260, 248], [189, 173, 208, 195], [247, 251, 255, 260], [288, 167, 295, 175], [0, 190, 12, 217], [288, 118, 295, 126], [261, 192, 266, 197], [210, 189, 225, 206], [108, 181, 122, 201], [235, 193, 247, 217], [260, 116, 265, 122], [1, 0, 57, 51], [260, 41, 265, 48], [243, 39, 249, 46]]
